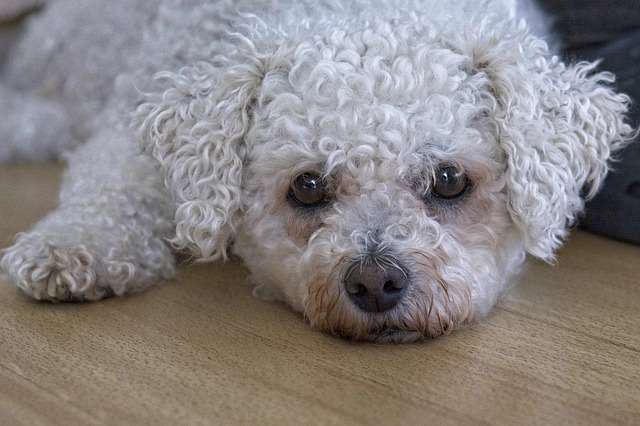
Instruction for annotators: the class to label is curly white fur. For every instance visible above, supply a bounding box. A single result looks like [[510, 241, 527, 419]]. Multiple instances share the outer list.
[[0, 0, 633, 341]]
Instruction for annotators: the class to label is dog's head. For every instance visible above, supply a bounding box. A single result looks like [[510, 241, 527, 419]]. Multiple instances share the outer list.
[[137, 9, 632, 342]]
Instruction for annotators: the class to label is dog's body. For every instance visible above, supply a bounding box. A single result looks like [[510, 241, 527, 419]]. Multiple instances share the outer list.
[[0, 0, 633, 342]]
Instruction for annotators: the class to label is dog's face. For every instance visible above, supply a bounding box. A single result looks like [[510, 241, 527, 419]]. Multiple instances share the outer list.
[[233, 43, 522, 342], [138, 15, 631, 342]]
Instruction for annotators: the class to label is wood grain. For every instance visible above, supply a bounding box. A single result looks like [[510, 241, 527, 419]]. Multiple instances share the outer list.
[[1, 163, 639, 425]]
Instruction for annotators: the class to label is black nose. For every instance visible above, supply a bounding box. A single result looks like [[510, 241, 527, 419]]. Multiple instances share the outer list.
[[344, 263, 409, 313]]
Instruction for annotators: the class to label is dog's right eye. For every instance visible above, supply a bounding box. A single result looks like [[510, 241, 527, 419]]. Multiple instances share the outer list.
[[288, 172, 328, 207]]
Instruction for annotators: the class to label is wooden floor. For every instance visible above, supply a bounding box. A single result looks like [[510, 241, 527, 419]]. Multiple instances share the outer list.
[[0, 163, 639, 426]]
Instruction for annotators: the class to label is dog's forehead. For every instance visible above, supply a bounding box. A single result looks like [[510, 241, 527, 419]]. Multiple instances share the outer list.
[[253, 39, 494, 177], [251, 107, 493, 185], [290, 38, 471, 101]]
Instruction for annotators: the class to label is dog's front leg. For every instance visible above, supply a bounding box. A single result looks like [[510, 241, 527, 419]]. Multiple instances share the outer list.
[[0, 128, 176, 301]]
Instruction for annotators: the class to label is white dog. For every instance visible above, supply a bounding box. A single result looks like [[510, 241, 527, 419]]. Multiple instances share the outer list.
[[0, 0, 633, 342]]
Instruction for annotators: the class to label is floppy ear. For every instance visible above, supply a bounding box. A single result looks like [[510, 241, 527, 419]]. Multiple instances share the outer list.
[[135, 53, 264, 261], [468, 23, 634, 261]]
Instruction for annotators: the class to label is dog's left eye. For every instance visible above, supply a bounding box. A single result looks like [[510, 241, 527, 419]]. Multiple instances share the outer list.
[[432, 164, 469, 199], [288, 172, 328, 207]]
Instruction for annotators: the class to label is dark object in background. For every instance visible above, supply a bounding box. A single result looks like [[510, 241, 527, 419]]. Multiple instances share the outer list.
[[541, 0, 640, 50], [539, 0, 640, 245], [578, 34, 640, 245]]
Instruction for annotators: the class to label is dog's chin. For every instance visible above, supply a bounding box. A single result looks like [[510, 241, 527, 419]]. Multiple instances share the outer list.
[[320, 318, 436, 344], [361, 327, 426, 344], [313, 311, 462, 343]]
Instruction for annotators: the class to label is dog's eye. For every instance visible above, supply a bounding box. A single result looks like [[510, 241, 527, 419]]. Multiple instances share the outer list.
[[432, 164, 469, 199], [288, 172, 328, 207]]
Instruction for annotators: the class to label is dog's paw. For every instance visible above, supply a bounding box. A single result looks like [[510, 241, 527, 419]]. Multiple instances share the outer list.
[[0, 233, 110, 302]]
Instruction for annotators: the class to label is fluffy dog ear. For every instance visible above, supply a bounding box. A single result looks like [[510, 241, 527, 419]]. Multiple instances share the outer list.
[[136, 55, 264, 261], [469, 24, 633, 261]]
